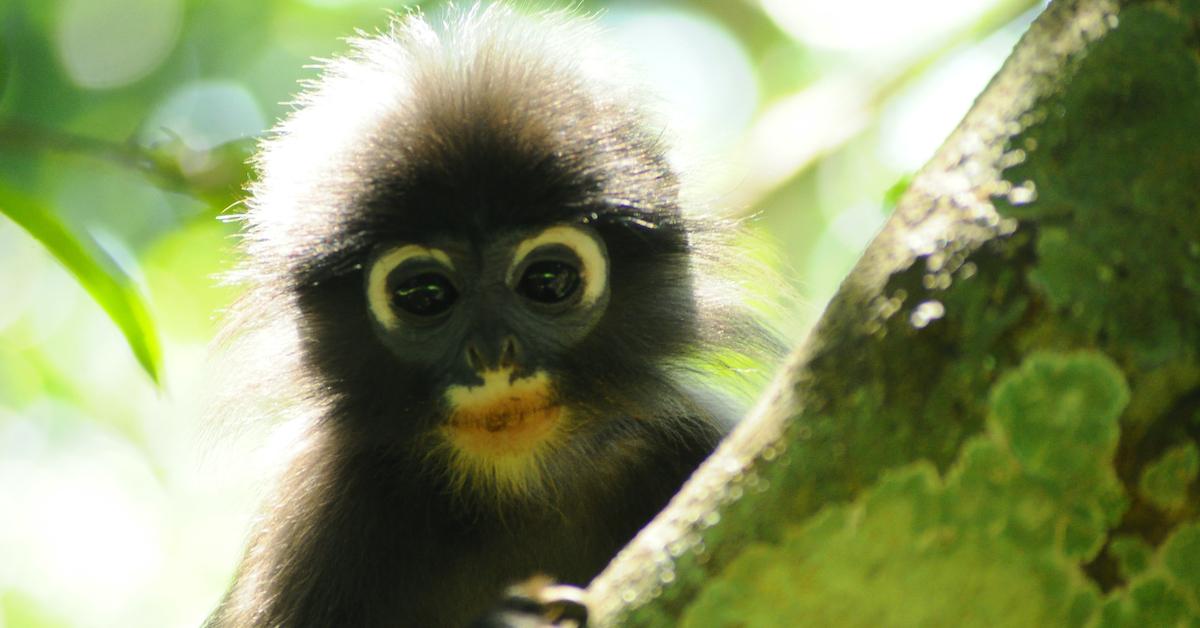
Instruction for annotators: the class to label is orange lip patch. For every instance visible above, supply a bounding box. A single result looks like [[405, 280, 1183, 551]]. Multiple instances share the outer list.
[[442, 369, 564, 458], [447, 403, 563, 457]]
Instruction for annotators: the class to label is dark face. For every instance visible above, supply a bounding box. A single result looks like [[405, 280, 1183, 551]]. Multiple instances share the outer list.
[[285, 81, 701, 501], [294, 214, 697, 501], [291, 157, 700, 506], [352, 222, 615, 495]]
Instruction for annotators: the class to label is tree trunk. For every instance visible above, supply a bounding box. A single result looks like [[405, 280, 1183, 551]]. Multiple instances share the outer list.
[[588, 0, 1200, 624]]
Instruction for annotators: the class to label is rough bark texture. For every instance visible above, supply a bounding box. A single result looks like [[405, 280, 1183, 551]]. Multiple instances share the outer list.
[[587, 0, 1200, 624]]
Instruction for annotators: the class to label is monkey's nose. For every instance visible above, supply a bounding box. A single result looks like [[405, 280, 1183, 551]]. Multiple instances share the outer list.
[[465, 336, 521, 371]]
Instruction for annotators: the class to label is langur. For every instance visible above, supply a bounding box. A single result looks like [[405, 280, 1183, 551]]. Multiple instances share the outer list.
[[208, 6, 779, 627]]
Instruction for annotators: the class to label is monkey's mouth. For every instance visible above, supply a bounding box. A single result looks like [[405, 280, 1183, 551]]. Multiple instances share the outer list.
[[444, 402, 564, 457], [441, 369, 565, 458]]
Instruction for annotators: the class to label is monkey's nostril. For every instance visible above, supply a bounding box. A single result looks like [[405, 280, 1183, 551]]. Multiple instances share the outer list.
[[466, 345, 484, 371], [499, 337, 519, 369]]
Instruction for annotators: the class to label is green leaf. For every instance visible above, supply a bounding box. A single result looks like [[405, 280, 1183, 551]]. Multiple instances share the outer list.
[[0, 184, 162, 384]]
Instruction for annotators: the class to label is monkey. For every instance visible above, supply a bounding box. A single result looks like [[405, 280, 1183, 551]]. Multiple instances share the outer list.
[[206, 5, 781, 627]]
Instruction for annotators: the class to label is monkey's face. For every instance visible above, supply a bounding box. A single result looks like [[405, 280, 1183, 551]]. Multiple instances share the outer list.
[[287, 191, 702, 504], [280, 136, 702, 505], [263, 32, 706, 503], [361, 223, 613, 494]]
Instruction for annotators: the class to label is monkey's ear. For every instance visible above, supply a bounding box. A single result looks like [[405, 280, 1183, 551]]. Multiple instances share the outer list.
[[469, 575, 589, 628]]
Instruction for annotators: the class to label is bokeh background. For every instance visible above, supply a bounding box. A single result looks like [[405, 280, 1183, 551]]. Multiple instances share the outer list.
[[0, 0, 1042, 625]]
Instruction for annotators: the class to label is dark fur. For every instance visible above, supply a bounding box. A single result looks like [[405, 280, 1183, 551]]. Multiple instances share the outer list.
[[209, 7, 778, 627]]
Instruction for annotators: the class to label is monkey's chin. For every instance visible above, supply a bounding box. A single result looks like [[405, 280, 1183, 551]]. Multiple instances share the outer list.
[[437, 369, 566, 499]]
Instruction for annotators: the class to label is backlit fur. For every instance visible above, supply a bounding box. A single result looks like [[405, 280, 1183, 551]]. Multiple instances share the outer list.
[[209, 5, 782, 627]]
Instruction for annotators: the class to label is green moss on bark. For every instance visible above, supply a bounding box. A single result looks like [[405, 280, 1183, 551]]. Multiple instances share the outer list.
[[684, 353, 1140, 626], [1139, 443, 1199, 512], [1004, 5, 1200, 369], [683, 354, 1200, 626]]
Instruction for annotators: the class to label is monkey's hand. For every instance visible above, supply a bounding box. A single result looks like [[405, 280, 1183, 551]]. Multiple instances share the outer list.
[[469, 575, 589, 628]]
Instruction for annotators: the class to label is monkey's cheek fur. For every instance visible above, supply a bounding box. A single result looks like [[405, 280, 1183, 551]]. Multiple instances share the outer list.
[[438, 369, 567, 497]]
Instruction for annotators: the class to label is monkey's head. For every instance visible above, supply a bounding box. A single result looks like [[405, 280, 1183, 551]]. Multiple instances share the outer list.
[[230, 7, 776, 505]]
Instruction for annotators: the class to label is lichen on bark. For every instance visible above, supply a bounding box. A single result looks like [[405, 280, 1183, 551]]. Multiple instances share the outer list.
[[587, 0, 1200, 625], [683, 352, 1130, 627]]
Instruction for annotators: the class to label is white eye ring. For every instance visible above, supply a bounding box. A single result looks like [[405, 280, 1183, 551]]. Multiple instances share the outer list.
[[508, 225, 607, 307], [367, 244, 455, 329]]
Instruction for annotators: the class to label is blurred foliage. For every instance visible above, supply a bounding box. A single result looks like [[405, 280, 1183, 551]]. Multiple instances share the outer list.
[[0, 0, 1039, 626], [0, 184, 161, 382]]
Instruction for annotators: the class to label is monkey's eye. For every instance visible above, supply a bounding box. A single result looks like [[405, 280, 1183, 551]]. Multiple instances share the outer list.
[[517, 261, 580, 304], [391, 272, 458, 317], [508, 225, 607, 312], [367, 244, 458, 329]]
